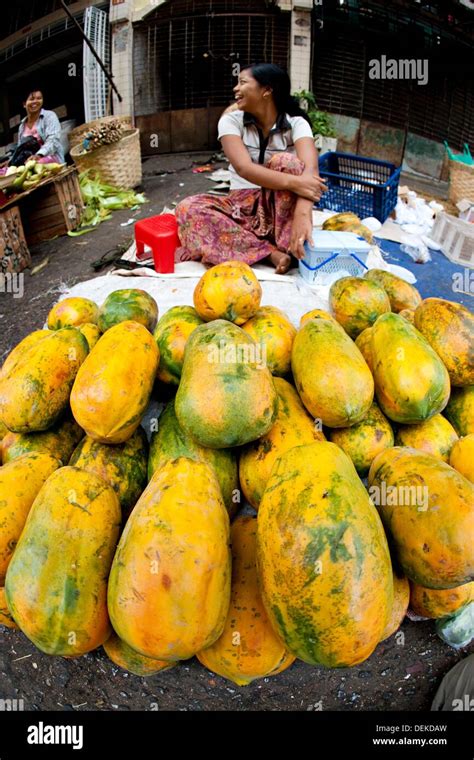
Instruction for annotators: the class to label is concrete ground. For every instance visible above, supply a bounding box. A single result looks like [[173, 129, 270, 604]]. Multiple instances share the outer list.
[[0, 152, 472, 712]]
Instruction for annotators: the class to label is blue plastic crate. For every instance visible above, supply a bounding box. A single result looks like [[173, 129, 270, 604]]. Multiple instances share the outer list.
[[316, 151, 401, 223]]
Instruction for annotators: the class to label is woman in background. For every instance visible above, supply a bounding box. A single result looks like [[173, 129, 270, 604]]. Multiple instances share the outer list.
[[176, 63, 326, 274], [14, 88, 64, 165]]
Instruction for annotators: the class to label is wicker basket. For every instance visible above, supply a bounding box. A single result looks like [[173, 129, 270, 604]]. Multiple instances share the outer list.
[[448, 159, 474, 205], [68, 115, 133, 150], [70, 129, 142, 189]]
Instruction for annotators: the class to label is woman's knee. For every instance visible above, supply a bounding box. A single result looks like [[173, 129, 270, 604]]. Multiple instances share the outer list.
[[266, 152, 304, 175], [175, 194, 212, 225]]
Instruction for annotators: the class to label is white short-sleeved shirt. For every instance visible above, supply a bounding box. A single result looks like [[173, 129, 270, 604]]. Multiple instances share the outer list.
[[217, 109, 314, 190]]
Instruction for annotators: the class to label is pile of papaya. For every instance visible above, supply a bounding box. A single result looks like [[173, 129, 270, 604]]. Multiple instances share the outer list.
[[0, 260, 472, 684]]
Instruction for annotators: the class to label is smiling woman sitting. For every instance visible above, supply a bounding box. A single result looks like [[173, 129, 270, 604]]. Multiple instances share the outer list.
[[175, 63, 327, 274]]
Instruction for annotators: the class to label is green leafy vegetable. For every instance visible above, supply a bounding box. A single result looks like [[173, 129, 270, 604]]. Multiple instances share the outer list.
[[68, 171, 146, 236]]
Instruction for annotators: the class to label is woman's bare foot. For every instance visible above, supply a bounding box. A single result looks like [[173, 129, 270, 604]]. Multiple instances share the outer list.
[[270, 250, 292, 274], [179, 250, 202, 262]]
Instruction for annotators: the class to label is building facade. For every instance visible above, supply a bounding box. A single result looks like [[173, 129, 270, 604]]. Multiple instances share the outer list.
[[1, 0, 473, 179]]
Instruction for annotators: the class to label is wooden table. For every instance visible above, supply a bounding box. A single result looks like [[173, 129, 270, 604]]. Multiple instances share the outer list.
[[0, 167, 84, 274]]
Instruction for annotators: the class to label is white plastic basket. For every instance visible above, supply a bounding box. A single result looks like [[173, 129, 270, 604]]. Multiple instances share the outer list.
[[299, 231, 371, 285], [431, 212, 474, 268]]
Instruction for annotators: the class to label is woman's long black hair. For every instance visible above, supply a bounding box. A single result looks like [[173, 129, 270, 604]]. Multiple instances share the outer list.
[[242, 63, 312, 126]]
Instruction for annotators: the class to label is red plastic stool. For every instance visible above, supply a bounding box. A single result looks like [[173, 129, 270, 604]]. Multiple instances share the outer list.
[[135, 213, 180, 273]]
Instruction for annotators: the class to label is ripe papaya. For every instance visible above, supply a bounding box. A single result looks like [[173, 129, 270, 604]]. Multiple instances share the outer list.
[[108, 458, 231, 661], [197, 515, 295, 686], [414, 298, 474, 387], [239, 377, 325, 509], [153, 306, 204, 385], [327, 402, 394, 477], [364, 269, 422, 312], [175, 320, 278, 448], [70, 321, 159, 444], [193, 261, 261, 325], [1, 416, 83, 465], [5, 466, 120, 655], [444, 385, 474, 436], [241, 306, 296, 376], [257, 442, 393, 667], [0, 328, 89, 433], [0, 330, 50, 378], [299, 309, 344, 330], [0, 453, 61, 583], [371, 313, 450, 424], [0, 587, 17, 629], [395, 414, 458, 462], [47, 297, 99, 330], [79, 322, 101, 351], [69, 427, 148, 520], [398, 309, 415, 324], [368, 447, 474, 589], [449, 434, 474, 483], [410, 580, 474, 619], [380, 572, 409, 641], [329, 276, 390, 338], [355, 327, 374, 373], [103, 633, 176, 677], [292, 316, 374, 427]]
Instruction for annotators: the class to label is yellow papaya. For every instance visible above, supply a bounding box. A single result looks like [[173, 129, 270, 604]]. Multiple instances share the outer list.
[[241, 306, 296, 376], [444, 385, 474, 436], [1, 416, 83, 465], [153, 306, 204, 385], [368, 447, 474, 589], [395, 414, 458, 462], [47, 297, 100, 329], [193, 261, 262, 325], [0, 328, 89, 433], [69, 427, 148, 520], [103, 633, 176, 677], [449, 434, 474, 483], [299, 309, 344, 330], [197, 515, 295, 686], [328, 402, 394, 477], [410, 580, 474, 619], [5, 466, 120, 655], [414, 298, 474, 387], [371, 313, 450, 423], [0, 453, 61, 583], [355, 327, 374, 373], [239, 377, 325, 509], [257, 442, 393, 667], [291, 316, 374, 427], [79, 322, 101, 351], [175, 320, 278, 448], [329, 276, 390, 338], [0, 330, 50, 378], [380, 572, 409, 641], [0, 587, 18, 629], [108, 458, 231, 661], [398, 308, 415, 324], [364, 269, 422, 312], [70, 321, 159, 444]]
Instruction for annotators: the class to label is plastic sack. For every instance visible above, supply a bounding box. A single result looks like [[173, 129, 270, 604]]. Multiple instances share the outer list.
[[436, 602, 474, 649], [400, 233, 431, 263]]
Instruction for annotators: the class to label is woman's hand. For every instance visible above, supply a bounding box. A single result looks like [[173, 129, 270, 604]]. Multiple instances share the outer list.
[[288, 173, 328, 202], [289, 209, 314, 260]]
